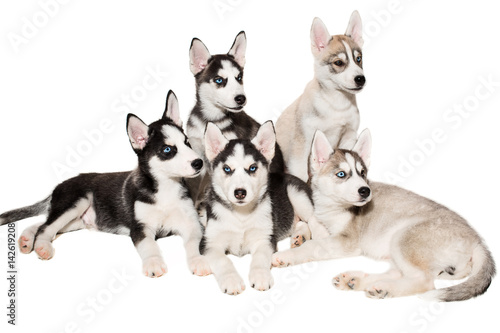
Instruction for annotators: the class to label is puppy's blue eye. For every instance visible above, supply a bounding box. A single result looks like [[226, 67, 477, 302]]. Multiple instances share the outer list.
[[215, 77, 223, 84], [223, 166, 231, 174], [160, 145, 176, 159], [249, 165, 257, 173], [236, 75, 242, 81], [336, 171, 346, 178], [356, 56, 362, 62]]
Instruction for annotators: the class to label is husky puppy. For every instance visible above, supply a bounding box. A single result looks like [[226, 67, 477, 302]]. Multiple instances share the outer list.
[[187, 31, 254, 154], [0, 91, 211, 278], [272, 129, 495, 301], [201, 122, 319, 295], [186, 32, 284, 202], [276, 11, 365, 182]]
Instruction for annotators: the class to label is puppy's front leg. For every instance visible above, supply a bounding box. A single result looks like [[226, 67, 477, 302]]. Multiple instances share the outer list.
[[174, 209, 211, 276], [205, 248, 245, 295], [338, 128, 358, 150], [132, 226, 167, 278], [272, 235, 360, 267], [308, 216, 330, 240], [249, 241, 275, 291]]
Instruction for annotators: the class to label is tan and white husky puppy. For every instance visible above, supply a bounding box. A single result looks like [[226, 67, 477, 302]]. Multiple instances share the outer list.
[[276, 11, 365, 182], [272, 129, 495, 302]]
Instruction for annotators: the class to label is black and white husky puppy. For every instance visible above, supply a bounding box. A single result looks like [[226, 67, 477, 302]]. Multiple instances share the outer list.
[[186, 32, 284, 202], [200, 121, 321, 295], [0, 91, 211, 278]]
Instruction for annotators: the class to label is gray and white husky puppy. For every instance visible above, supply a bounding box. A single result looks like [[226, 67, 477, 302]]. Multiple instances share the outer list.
[[272, 129, 495, 302], [200, 121, 320, 295], [276, 11, 365, 182], [0, 91, 211, 278]]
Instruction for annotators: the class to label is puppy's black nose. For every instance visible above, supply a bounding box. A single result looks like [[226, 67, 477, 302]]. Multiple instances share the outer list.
[[358, 186, 371, 199], [234, 189, 247, 200], [354, 75, 366, 87], [191, 159, 203, 171], [234, 95, 246, 105]]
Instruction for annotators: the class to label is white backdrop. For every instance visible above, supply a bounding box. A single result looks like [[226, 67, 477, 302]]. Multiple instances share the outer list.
[[1, 1, 499, 332]]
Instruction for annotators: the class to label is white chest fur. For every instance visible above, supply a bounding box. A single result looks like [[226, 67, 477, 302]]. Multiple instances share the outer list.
[[134, 179, 192, 231], [305, 91, 359, 134], [313, 194, 353, 236], [205, 197, 273, 256]]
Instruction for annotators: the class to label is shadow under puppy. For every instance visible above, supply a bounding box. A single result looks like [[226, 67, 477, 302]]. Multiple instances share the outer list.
[[200, 121, 322, 295], [0, 91, 211, 278]]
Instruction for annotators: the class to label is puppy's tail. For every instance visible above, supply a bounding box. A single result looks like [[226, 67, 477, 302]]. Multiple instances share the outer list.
[[0, 196, 51, 226], [422, 243, 496, 302]]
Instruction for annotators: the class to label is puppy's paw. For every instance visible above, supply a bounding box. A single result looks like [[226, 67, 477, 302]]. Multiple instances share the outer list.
[[142, 256, 167, 278], [290, 234, 307, 248], [189, 255, 212, 276], [271, 250, 296, 268], [19, 235, 35, 254], [365, 282, 391, 299], [249, 268, 274, 291], [34, 240, 55, 260], [365, 288, 390, 299], [196, 201, 207, 228], [290, 221, 311, 248], [218, 273, 245, 295], [332, 272, 365, 291]]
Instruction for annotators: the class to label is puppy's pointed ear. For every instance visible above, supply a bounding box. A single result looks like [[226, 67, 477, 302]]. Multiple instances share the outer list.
[[310, 130, 334, 173], [205, 123, 229, 162], [310, 17, 331, 56], [190, 38, 211, 75], [127, 114, 149, 151], [251, 121, 276, 162], [352, 129, 372, 167], [345, 10, 364, 47], [227, 31, 246, 68], [163, 90, 182, 127]]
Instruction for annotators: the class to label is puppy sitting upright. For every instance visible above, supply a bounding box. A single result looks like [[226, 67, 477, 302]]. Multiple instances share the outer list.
[[0, 91, 210, 278], [186, 32, 284, 202], [276, 11, 365, 182], [201, 122, 319, 295], [187, 31, 255, 156]]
